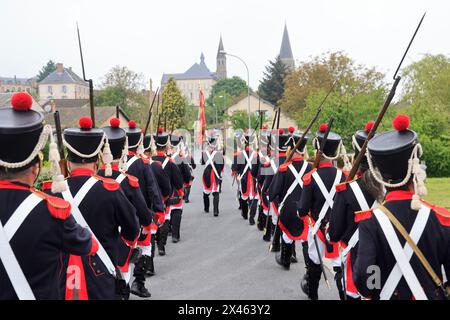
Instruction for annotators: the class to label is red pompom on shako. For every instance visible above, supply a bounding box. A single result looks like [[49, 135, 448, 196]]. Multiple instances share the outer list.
[[128, 120, 136, 129], [319, 123, 328, 133], [110, 118, 120, 128], [79, 116, 93, 129], [288, 126, 295, 134], [365, 120, 375, 133], [157, 127, 164, 134], [279, 128, 285, 134], [393, 114, 410, 132], [11, 92, 33, 112]]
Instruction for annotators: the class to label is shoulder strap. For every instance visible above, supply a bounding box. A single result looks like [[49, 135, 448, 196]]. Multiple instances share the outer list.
[[116, 173, 127, 185], [162, 157, 170, 169], [126, 156, 139, 169], [378, 205, 449, 299]]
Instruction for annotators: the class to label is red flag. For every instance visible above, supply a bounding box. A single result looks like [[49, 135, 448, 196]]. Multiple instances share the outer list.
[[197, 89, 206, 145]]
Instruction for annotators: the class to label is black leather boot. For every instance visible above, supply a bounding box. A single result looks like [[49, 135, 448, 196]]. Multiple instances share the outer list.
[[157, 221, 168, 256], [241, 199, 248, 220], [271, 224, 281, 252], [275, 239, 292, 270], [203, 193, 210, 213], [184, 186, 191, 203], [249, 199, 258, 225], [213, 192, 219, 216], [291, 241, 298, 263], [171, 209, 182, 243], [145, 256, 155, 277], [257, 206, 266, 231], [130, 279, 151, 298], [334, 266, 346, 300], [263, 218, 273, 242], [306, 261, 322, 300], [115, 279, 130, 300]]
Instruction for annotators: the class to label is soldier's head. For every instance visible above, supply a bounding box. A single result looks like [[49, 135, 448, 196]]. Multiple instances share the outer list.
[[124, 120, 144, 155], [290, 130, 310, 159], [143, 134, 152, 158], [102, 118, 127, 172], [207, 136, 217, 149], [313, 123, 342, 161], [271, 128, 290, 154], [64, 116, 112, 174], [0, 92, 51, 186], [367, 114, 426, 210], [352, 121, 376, 172], [153, 128, 170, 152]]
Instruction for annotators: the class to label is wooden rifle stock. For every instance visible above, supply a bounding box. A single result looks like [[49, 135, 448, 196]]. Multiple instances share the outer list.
[[53, 111, 68, 177], [143, 87, 159, 136]]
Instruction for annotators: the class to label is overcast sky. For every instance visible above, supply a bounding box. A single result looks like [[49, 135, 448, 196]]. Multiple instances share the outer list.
[[1, 0, 448, 89]]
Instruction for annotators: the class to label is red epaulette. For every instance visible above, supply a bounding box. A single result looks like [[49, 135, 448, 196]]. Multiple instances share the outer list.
[[336, 178, 357, 193], [41, 180, 52, 191], [421, 199, 450, 226], [34, 190, 71, 220], [95, 175, 120, 191], [278, 162, 291, 173], [354, 209, 373, 223], [125, 174, 140, 188], [302, 168, 317, 186]]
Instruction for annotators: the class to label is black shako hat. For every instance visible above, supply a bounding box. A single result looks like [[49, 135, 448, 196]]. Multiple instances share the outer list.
[[314, 123, 342, 157], [102, 118, 126, 160], [153, 128, 170, 149], [64, 116, 104, 163], [243, 128, 255, 144], [259, 130, 271, 146], [0, 92, 44, 168], [170, 134, 182, 147], [291, 132, 310, 153], [272, 128, 291, 151], [143, 134, 152, 151], [123, 120, 142, 150], [368, 115, 418, 184], [352, 121, 375, 170]]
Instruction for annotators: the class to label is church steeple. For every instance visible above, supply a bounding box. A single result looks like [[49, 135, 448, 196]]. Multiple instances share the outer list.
[[279, 23, 295, 71], [216, 35, 227, 80]]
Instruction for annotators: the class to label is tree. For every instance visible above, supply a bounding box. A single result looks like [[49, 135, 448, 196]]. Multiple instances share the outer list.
[[208, 76, 248, 100], [161, 78, 188, 130], [228, 110, 267, 130], [281, 51, 385, 119], [36, 60, 56, 82], [400, 54, 450, 177], [258, 56, 289, 105]]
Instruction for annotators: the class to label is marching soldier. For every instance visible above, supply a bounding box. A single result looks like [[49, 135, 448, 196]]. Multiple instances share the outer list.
[[0, 92, 97, 300], [152, 129, 184, 254], [183, 144, 196, 203], [47, 116, 140, 300], [232, 129, 258, 222], [255, 128, 271, 231], [168, 134, 192, 242], [269, 131, 312, 270], [297, 123, 346, 300], [328, 121, 384, 299], [98, 118, 154, 298], [353, 115, 450, 300], [124, 121, 165, 293], [261, 129, 289, 250], [201, 135, 225, 216]]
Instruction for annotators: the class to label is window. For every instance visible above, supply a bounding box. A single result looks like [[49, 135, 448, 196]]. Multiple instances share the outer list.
[[62, 85, 67, 93], [48, 86, 53, 94]]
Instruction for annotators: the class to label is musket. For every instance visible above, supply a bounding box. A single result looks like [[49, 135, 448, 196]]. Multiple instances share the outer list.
[[77, 23, 95, 127], [143, 87, 159, 137], [311, 116, 335, 289], [347, 12, 426, 181], [115, 105, 120, 118], [285, 78, 339, 164], [53, 111, 68, 177]]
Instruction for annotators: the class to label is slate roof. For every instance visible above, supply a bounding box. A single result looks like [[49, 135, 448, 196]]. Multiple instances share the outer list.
[[161, 53, 218, 84], [39, 67, 88, 86], [279, 24, 294, 60], [0, 77, 35, 85], [41, 99, 89, 109], [0, 93, 44, 113]]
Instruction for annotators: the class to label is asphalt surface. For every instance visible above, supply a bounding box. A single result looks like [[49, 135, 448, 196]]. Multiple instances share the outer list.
[[134, 165, 339, 300]]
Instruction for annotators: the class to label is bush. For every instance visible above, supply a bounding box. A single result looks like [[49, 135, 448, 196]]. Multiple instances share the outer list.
[[419, 135, 450, 177]]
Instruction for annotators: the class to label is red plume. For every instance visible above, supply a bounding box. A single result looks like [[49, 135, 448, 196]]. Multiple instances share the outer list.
[[110, 118, 120, 128], [279, 128, 285, 134], [319, 123, 328, 133], [11, 92, 33, 111], [393, 114, 410, 132], [288, 126, 295, 134], [79, 116, 93, 129], [365, 121, 375, 133], [128, 120, 136, 129], [157, 127, 164, 134]]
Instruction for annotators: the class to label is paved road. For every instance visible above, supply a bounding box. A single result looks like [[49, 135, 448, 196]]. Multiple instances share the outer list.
[[135, 165, 339, 300]]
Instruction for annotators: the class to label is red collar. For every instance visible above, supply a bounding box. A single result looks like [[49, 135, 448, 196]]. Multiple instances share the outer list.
[[0, 180, 31, 191], [319, 162, 333, 168], [156, 152, 166, 157], [128, 151, 136, 156], [100, 164, 119, 171], [385, 190, 414, 202], [70, 168, 95, 177]]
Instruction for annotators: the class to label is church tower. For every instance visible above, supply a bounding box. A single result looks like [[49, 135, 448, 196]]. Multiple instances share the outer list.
[[216, 35, 227, 80], [279, 23, 295, 71]]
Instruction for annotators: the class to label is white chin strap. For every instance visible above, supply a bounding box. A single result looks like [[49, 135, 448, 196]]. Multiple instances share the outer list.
[[367, 143, 426, 210]]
